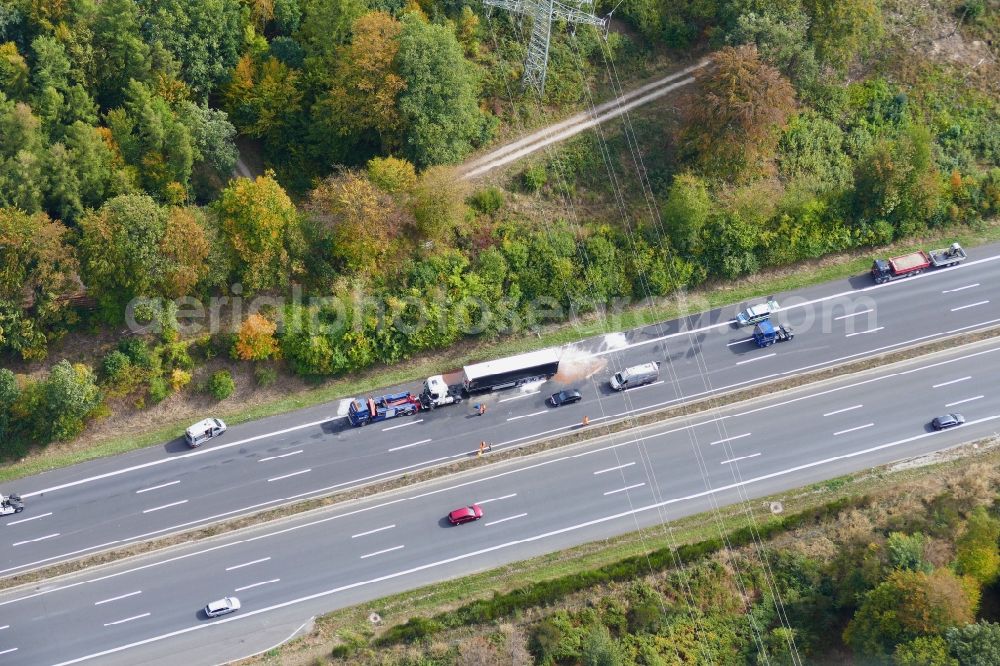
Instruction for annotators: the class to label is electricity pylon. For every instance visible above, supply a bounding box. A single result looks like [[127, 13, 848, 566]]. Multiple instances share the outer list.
[[482, 0, 607, 95]]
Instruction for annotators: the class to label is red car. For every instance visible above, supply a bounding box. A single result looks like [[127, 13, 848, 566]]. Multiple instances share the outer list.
[[448, 504, 483, 525]]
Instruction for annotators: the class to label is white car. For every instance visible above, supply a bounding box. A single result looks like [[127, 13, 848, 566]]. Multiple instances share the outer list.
[[736, 300, 779, 326], [204, 596, 241, 618], [185, 418, 227, 448]]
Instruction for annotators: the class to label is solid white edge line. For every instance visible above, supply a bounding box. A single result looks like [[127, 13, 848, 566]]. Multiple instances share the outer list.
[[485, 513, 528, 526], [234, 579, 280, 592], [594, 462, 636, 475], [351, 525, 396, 539], [266, 469, 311, 483], [94, 591, 142, 606], [945, 396, 984, 407], [103, 613, 150, 627], [141, 500, 188, 514], [225, 557, 271, 571], [833, 423, 875, 436], [0, 625, 9, 630], [382, 420, 423, 431], [135, 481, 180, 494], [359, 545, 404, 559], [0, 648, 17, 656], [726, 337, 753, 346], [43, 416, 1000, 666], [604, 483, 645, 496]]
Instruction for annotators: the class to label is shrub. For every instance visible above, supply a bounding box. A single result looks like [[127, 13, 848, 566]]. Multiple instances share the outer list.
[[522, 163, 547, 192], [148, 377, 170, 404], [203, 370, 236, 400], [101, 350, 133, 384], [118, 338, 153, 369], [254, 365, 278, 387], [169, 369, 192, 392], [887, 532, 931, 572], [32, 361, 103, 443], [469, 187, 504, 214], [893, 636, 957, 666], [367, 156, 417, 193], [158, 341, 194, 371]]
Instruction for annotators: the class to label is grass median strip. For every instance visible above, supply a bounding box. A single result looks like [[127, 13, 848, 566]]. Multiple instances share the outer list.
[[1, 324, 998, 594]]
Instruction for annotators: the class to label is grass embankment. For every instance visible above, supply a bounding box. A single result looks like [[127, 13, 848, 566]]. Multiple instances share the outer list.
[[2, 219, 998, 485], [238, 437, 1000, 665]]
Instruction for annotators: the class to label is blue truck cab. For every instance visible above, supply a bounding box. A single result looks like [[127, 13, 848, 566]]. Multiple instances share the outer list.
[[752, 320, 794, 347]]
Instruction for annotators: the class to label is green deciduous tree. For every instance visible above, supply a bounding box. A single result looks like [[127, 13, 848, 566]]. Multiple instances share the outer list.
[[844, 569, 975, 659], [28, 35, 97, 138], [32, 360, 102, 443], [663, 172, 712, 255], [309, 171, 406, 275], [296, 0, 368, 67], [223, 54, 303, 146], [178, 101, 238, 200], [0, 41, 29, 99], [411, 165, 469, 243], [317, 11, 406, 155], [893, 636, 958, 666], [802, 0, 883, 70], [945, 621, 1000, 666], [138, 0, 247, 99], [395, 11, 492, 167], [367, 156, 416, 193], [215, 172, 299, 293], [106, 81, 195, 202], [91, 0, 150, 109], [78, 194, 168, 319], [0, 208, 78, 359], [854, 124, 942, 235], [954, 507, 1000, 586]]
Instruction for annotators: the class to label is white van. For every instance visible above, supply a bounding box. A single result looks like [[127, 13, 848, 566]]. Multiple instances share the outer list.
[[609, 362, 660, 391], [185, 418, 227, 448]]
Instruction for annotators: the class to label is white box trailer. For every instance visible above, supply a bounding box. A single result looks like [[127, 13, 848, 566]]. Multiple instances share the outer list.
[[463, 348, 561, 394]]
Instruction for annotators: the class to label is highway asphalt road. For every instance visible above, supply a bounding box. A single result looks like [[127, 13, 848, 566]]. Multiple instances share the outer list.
[[1, 244, 998, 579], [2, 338, 999, 665]]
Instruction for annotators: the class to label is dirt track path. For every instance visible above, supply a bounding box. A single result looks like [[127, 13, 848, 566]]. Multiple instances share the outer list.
[[459, 58, 711, 180]]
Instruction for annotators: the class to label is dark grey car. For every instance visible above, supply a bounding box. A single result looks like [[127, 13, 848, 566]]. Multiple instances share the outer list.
[[549, 389, 582, 406], [931, 413, 965, 430]]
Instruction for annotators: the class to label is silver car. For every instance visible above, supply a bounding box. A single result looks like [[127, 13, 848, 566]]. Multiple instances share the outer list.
[[204, 596, 241, 618]]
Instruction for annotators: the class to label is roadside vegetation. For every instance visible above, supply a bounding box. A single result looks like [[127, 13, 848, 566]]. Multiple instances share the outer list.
[[239, 441, 1000, 666], [1, 0, 998, 467]]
